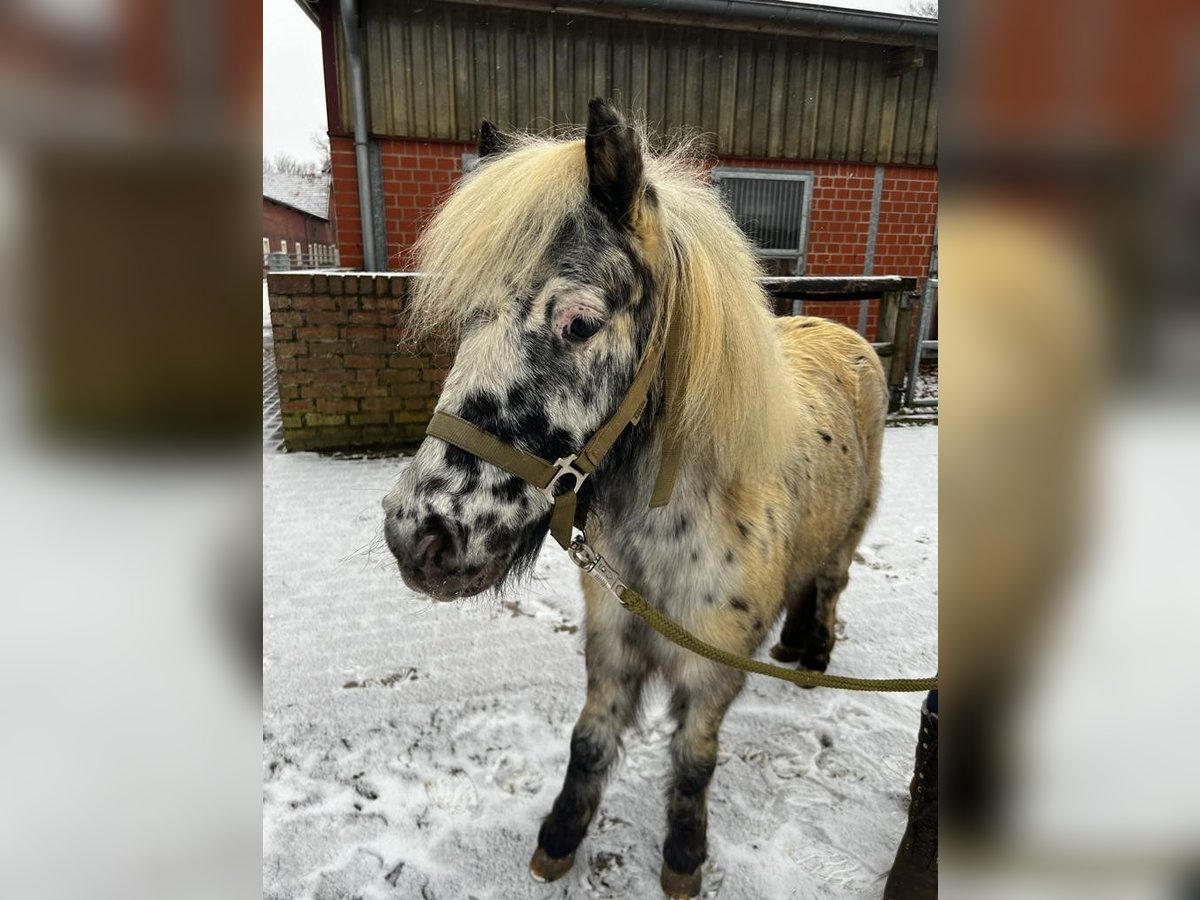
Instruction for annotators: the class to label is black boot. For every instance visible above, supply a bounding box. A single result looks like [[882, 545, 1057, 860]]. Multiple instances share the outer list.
[[884, 698, 937, 900]]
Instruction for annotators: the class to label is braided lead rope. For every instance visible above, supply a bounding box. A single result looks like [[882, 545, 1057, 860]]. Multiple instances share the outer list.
[[617, 586, 937, 693], [568, 536, 936, 693]]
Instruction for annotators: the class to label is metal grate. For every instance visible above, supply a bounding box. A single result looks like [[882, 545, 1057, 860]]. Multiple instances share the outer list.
[[713, 168, 812, 270]]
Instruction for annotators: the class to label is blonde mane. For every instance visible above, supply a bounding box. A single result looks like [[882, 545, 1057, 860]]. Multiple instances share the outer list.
[[408, 130, 797, 483]]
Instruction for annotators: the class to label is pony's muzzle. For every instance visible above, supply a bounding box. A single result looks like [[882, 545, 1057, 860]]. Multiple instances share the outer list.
[[387, 512, 480, 600]]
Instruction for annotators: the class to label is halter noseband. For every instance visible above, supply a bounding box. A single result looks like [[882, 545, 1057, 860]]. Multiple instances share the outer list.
[[425, 316, 684, 549]]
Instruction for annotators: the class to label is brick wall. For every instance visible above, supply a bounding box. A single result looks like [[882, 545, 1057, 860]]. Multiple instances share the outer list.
[[267, 272, 451, 451]]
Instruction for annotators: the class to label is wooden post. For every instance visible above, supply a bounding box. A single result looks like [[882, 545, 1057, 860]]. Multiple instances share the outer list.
[[887, 290, 916, 412], [877, 288, 898, 348]]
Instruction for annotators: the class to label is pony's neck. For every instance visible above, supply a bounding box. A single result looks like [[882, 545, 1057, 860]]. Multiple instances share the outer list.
[[590, 379, 705, 529]]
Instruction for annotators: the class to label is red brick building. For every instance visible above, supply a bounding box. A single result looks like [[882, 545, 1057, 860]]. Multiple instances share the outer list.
[[298, 0, 937, 336], [262, 171, 339, 267]]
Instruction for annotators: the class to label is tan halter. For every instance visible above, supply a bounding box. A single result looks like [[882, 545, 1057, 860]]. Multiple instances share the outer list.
[[425, 316, 684, 549]]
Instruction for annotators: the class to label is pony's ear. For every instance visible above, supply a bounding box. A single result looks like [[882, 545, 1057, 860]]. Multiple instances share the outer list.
[[585, 99, 643, 228], [478, 120, 508, 158]]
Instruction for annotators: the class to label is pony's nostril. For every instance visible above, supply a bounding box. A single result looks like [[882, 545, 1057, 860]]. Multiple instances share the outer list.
[[413, 514, 466, 576]]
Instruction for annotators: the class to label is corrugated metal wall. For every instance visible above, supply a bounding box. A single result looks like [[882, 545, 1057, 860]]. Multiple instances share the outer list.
[[340, 0, 937, 166]]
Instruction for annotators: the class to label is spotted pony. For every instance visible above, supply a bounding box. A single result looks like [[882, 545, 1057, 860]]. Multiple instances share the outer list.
[[383, 100, 887, 898]]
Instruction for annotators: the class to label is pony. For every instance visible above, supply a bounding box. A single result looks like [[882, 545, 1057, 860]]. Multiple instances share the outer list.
[[382, 100, 887, 898]]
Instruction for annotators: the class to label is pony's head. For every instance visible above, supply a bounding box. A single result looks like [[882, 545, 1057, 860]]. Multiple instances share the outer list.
[[383, 100, 789, 600]]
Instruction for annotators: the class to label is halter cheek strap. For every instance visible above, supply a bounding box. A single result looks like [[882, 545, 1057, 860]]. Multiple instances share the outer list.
[[425, 318, 683, 549]]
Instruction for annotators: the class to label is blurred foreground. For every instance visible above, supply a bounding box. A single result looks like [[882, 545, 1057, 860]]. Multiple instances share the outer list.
[[0, 0, 1197, 898]]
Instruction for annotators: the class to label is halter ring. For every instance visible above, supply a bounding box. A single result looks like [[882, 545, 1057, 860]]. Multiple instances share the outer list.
[[540, 454, 588, 501]]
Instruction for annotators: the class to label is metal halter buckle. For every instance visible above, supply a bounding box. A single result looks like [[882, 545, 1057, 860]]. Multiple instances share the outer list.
[[540, 454, 588, 502], [567, 536, 629, 603]]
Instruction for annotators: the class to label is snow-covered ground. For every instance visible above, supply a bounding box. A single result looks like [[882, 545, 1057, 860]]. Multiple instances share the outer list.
[[263, 427, 937, 900]]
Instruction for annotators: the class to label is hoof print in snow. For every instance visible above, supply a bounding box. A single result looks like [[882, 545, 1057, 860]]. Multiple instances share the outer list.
[[493, 756, 544, 796], [424, 768, 479, 813], [587, 850, 630, 891], [816, 746, 858, 780], [769, 754, 811, 779]]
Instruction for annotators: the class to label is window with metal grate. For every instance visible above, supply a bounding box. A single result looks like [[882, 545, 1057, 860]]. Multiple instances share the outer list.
[[712, 168, 813, 273]]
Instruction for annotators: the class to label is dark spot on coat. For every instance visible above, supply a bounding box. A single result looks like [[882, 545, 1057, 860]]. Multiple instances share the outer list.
[[675, 515, 690, 539], [485, 526, 516, 554], [690, 550, 698, 562], [705, 593, 715, 606], [730, 597, 750, 613], [736, 521, 750, 539], [842, 444, 848, 453], [818, 431, 832, 444], [419, 474, 452, 494], [459, 390, 502, 425], [444, 443, 481, 475], [491, 476, 524, 502], [725, 549, 734, 564]]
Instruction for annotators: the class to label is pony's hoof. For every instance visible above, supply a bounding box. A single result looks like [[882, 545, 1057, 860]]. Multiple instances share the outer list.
[[660, 862, 703, 898], [769, 642, 803, 663], [529, 846, 575, 883]]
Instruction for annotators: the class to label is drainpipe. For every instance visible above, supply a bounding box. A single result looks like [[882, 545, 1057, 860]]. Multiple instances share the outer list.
[[338, 0, 377, 271]]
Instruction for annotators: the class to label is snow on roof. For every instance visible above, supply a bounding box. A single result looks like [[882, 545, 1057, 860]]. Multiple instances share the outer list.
[[263, 171, 330, 221]]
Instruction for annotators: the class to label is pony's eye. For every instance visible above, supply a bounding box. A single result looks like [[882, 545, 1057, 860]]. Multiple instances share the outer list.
[[565, 317, 601, 343]]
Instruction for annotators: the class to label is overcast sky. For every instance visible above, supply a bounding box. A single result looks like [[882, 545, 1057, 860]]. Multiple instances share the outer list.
[[262, 0, 920, 164], [263, 0, 327, 164]]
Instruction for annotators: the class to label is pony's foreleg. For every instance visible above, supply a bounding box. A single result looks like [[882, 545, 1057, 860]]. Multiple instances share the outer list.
[[661, 673, 744, 898], [531, 610, 648, 881]]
